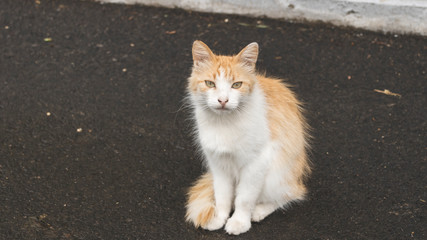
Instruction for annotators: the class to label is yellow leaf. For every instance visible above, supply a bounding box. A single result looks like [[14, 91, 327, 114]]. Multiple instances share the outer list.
[[374, 89, 401, 98]]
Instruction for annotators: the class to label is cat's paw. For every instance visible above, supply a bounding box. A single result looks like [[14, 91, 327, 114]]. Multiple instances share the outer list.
[[202, 215, 227, 231], [251, 204, 276, 222], [225, 216, 251, 235]]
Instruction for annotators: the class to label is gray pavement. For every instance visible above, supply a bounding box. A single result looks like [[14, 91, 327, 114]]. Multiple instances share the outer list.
[[0, 0, 425, 239]]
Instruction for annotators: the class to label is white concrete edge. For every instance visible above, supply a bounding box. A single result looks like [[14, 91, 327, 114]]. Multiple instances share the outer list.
[[96, 0, 427, 36]]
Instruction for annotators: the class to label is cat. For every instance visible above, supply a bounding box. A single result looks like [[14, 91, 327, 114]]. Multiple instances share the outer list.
[[185, 40, 311, 235]]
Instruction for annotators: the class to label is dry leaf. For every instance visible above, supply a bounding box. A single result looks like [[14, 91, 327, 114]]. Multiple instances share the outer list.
[[238, 22, 250, 27], [374, 89, 401, 98], [256, 24, 269, 29]]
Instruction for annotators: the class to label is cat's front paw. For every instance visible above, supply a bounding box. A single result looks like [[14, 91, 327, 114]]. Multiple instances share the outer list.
[[225, 216, 251, 235], [202, 215, 227, 231]]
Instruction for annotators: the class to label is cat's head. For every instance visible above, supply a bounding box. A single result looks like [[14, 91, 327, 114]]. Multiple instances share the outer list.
[[188, 41, 259, 114]]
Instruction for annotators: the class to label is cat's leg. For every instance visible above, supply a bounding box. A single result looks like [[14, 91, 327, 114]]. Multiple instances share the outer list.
[[225, 146, 271, 235], [202, 162, 234, 231], [252, 152, 307, 224], [225, 164, 265, 235], [251, 203, 277, 222]]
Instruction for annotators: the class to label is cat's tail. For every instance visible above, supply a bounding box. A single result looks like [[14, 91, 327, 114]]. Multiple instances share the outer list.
[[185, 172, 215, 228]]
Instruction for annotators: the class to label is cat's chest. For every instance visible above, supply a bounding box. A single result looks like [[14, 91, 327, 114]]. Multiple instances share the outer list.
[[199, 124, 240, 153], [197, 115, 268, 155]]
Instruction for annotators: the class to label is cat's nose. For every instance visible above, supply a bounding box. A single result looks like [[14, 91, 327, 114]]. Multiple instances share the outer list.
[[218, 98, 229, 107]]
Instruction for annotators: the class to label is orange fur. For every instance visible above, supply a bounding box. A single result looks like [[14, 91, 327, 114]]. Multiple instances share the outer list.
[[188, 55, 257, 94], [185, 172, 215, 228], [257, 75, 311, 188]]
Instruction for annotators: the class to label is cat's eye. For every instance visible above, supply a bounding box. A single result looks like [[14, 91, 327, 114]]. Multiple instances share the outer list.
[[205, 80, 216, 88], [231, 82, 243, 89]]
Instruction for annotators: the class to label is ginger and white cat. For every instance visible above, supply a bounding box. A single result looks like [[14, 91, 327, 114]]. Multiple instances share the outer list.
[[185, 41, 311, 235]]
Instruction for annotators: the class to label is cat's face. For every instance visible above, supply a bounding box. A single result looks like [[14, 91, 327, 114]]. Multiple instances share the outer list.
[[190, 61, 253, 113], [188, 41, 259, 114]]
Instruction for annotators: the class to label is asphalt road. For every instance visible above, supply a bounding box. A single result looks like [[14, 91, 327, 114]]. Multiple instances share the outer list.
[[0, 0, 425, 239]]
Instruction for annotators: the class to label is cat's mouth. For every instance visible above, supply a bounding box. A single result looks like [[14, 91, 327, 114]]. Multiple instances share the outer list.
[[213, 107, 232, 113]]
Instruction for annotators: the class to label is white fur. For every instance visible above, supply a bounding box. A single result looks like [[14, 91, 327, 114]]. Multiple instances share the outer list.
[[190, 73, 285, 234]]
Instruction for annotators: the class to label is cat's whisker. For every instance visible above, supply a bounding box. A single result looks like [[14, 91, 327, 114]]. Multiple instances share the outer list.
[[173, 102, 188, 127]]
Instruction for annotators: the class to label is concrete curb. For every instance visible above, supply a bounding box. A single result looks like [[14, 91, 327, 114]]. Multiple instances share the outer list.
[[97, 0, 427, 36]]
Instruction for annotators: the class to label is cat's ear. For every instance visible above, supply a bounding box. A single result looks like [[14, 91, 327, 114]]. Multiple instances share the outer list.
[[237, 42, 259, 70], [192, 40, 214, 66]]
